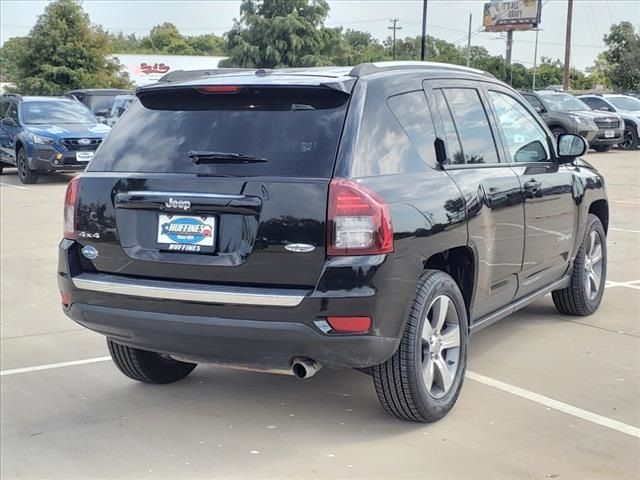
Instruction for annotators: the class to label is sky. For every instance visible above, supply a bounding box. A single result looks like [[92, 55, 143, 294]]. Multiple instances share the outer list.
[[1, 0, 639, 71]]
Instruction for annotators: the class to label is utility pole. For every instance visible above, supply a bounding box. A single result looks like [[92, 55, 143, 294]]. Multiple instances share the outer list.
[[532, 28, 540, 90], [420, 0, 428, 61], [388, 18, 403, 60], [466, 13, 472, 67], [506, 30, 513, 65], [563, 0, 574, 91]]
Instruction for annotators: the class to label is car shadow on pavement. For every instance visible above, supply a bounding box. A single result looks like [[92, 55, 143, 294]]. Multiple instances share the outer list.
[[0, 168, 76, 185]]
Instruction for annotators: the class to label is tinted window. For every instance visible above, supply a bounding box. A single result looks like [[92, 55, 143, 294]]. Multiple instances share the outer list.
[[91, 87, 349, 178], [21, 101, 97, 125], [433, 90, 463, 164], [539, 93, 590, 112], [581, 97, 611, 111], [0, 101, 8, 118], [522, 94, 544, 111], [442, 88, 499, 164], [387, 91, 437, 167], [488, 91, 550, 163]]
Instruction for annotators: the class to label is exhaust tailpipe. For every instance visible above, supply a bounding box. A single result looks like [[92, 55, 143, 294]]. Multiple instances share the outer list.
[[291, 357, 322, 379]]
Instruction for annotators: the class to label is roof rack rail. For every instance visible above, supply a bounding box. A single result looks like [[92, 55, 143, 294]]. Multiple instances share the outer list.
[[1, 92, 23, 101], [349, 61, 495, 79]]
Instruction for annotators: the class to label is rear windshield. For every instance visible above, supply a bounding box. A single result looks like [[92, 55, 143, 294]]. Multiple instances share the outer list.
[[90, 87, 350, 178]]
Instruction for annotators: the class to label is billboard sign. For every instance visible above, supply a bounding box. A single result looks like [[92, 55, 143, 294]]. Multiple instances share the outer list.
[[483, 0, 542, 32]]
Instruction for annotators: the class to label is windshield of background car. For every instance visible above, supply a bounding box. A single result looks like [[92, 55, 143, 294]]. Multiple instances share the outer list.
[[89, 86, 350, 178], [608, 96, 640, 111], [540, 94, 591, 112], [21, 101, 98, 125], [89, 95, 118, 113]]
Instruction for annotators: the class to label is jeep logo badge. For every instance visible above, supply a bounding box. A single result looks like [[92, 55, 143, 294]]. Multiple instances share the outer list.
[[165, 197, 191, 210]]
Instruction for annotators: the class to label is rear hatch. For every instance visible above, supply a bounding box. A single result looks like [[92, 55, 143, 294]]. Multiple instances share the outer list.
[[78, 82, 351, 288]]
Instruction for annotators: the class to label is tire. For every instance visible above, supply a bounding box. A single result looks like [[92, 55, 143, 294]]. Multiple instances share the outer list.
[[593, 145, 612, 153], [107, 338, 197, 384], [0, 164, 3, 175], [372, 270, 468, 422], [618, 125, 638, 150], [552, 214, 607, 316], [16, 148, 39, 184], [551, 126, 567, 139]]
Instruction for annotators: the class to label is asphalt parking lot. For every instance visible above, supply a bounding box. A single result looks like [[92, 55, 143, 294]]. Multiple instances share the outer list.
[[1, 149, 639, 479]]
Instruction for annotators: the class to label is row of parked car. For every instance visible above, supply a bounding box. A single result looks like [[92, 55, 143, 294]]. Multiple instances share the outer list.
[[0, 89, 134, 183], [520, 90, 640, 152], [0, 80, 638, 184]]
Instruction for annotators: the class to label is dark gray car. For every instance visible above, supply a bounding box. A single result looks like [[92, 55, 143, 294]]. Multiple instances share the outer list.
[[521, 91, 623, 152]]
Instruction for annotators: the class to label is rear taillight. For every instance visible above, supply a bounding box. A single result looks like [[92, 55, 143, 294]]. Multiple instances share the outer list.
[[63, 176, 80, 239], [327, 178, 393, 256]]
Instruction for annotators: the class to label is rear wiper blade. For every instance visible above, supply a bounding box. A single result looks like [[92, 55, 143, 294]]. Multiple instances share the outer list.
[[188, 150, 267, 164]]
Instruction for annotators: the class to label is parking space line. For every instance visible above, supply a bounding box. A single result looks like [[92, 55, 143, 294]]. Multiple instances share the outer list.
[[610, 227, 640, 234], [2, 356, 639, 439], [0, 182, 28, 190], [606, 280, 640, 290], [612, 200, 640, 205], [0, 356, 111, 376], [467, 371, 640, 439]]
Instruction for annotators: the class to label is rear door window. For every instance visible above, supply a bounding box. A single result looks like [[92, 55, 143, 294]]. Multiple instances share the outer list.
[[440, 88, 500, 165], [90, 87, 350, 178], [387, 91, 437, 168]]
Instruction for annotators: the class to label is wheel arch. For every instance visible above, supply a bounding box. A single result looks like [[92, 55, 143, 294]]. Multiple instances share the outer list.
[[423, 246, 475, 317], [589, 199, 609, 235]]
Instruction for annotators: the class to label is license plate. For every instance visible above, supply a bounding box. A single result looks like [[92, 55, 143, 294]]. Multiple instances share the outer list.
[[76, 151, 94, 162], [605, 130, 615, 138], [157, 214, 216, 253]]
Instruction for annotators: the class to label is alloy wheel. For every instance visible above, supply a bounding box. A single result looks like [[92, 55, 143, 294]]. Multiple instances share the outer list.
[[17, 151, 27, 179], [584, 230, 604, 300], [421, 295, 461, 399], [619, 128, 633, 149]]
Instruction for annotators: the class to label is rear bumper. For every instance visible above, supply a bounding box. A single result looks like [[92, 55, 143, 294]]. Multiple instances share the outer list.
[[64, 302, 398, 369], [58, 240, 421, 370]]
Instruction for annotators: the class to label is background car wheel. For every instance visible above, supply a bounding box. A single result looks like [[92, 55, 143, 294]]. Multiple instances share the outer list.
[[618, 126, 638, 150], [107, 338, 197, 384], [593, 145, 612, 153], [551, 126, 567, 139], [552, 214, 607, 316], [372, 270, 468, 422], [16, 148, 39, 184]]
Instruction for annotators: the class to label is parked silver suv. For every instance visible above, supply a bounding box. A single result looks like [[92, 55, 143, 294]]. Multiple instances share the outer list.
[[521, 91, 624, 152]]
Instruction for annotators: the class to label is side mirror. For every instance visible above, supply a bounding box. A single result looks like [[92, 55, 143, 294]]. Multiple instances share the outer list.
[[1, 118, 16, 127], [534, 105, 544, 114], [557, 133, 587, 163]]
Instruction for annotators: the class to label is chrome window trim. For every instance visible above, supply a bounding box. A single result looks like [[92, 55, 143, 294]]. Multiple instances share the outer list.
[[125, 191, 245, 200]]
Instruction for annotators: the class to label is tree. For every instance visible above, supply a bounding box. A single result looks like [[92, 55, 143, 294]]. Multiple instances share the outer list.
[[602, 22, 640, 91], [9, 0, 130, 94], [220, 0, 334, 68], [0, 37, 29, 83]]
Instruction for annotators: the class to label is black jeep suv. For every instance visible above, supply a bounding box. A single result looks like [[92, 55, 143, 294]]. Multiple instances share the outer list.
[[58, 62, 608, 422]]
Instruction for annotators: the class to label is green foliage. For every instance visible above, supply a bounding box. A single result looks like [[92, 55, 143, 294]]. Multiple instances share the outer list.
[[602, 22, 640, 91], [5, 0, 130, 94], [107, 26, 226, 56], [220, 0, 335, 68], [0, 36, 29, 82]]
